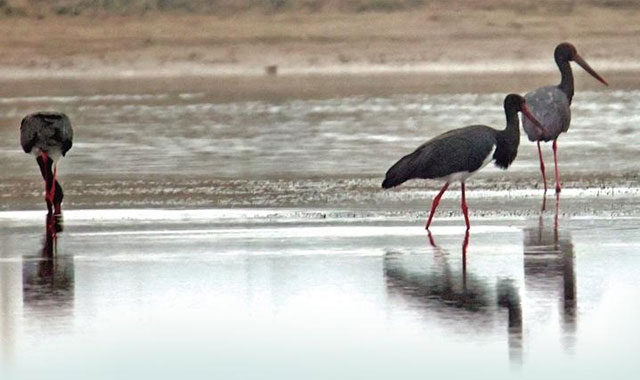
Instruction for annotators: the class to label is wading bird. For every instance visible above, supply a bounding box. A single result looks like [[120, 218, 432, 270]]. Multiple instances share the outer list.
[[382, 94, 545, 231], [522, 42, 608, 194], [20, 112, 73, 215]]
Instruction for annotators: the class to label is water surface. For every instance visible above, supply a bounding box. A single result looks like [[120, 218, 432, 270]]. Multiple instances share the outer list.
[[2, 210, 640, 379]]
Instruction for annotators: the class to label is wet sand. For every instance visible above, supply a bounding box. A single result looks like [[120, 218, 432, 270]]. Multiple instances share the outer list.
[[1, 5, 640, 79], [1, 76, 638, 215]]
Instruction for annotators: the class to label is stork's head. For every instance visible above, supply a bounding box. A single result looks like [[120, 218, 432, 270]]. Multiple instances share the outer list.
[[554, 42, 608, 86], [504, 94, 548, 136]]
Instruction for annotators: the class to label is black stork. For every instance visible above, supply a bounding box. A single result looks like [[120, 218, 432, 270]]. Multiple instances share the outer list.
[[382, 94, 546, 231], [522, 42, 608, 194], [20, 112, 73, 215]]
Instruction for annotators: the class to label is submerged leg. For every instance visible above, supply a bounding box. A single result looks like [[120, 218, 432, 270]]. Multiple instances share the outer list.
[[461, 182, 470, 230], [554, 191, 560, 242], [425, 182, 449, 230], [50, 165, 64, 215], [540, 195, 547, 213], [427, 230, 437, 247], [553, 139, 561, 194], [49, 165, 57, 206], [53, 181, 64, 215], [462, 229, 470, 256], [462, 229, 470, 282], [537, 141, 548, 193], [38, 153, 54, 214]]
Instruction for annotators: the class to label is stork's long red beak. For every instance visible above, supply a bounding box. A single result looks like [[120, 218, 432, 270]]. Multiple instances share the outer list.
[[574, 54, 608, 86], [521, 104, 549, 137]]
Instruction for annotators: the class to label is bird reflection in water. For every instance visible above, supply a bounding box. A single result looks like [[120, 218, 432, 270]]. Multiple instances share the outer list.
[[428, 230, 471, 284], [524, 195, 576, 352], [384, 232, 522, 362], [497, 279, 523, 364], [392, 231, 488, 310], [22, 215, 74, 316]]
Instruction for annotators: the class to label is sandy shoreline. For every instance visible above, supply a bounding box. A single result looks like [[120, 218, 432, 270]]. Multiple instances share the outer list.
[[0, 70, 636, 104], [2, 59, 640, 80], [1, 6, 639, 81]]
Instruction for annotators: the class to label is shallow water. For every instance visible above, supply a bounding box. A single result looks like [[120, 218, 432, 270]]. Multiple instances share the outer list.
[[1, 210, 640, 379], [0, 76, 639, 379], [1, 79, 639, 212]]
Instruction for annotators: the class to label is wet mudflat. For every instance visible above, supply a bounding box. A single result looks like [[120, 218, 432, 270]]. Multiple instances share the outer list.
[[1, 73, 639, 212], [1, 74, 639, 379]]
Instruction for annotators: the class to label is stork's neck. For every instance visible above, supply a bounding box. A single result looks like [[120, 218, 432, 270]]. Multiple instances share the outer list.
[[493, 106, 521, 169], [503, 107, 521, 139], [557, 59, 574, 102]]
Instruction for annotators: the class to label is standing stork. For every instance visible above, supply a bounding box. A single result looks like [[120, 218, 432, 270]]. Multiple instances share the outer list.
[[20, 112, 73, 215], [522, 42, 608, 194], [382, 94, 546, 231]]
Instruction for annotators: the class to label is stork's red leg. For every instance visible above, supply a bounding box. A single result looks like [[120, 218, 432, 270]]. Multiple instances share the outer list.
[[537, 141, 548, 193], [540, 194, 547, 212], [54, 198, 62, 215], [553, 139, 561, 194], [462, 229, 470, 254], [462, 229, 470, 280], [52, 166, 63, 215], [42, 152, 49, 201], [425, 182, 449, 230], [427, 231, 437, 247], [554, 191, 560, 242], [461, 182, 470, 231], [40, 153, 54, 214], [49, 165, 57, 205]]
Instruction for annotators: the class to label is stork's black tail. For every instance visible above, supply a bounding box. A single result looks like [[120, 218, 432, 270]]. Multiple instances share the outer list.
[[381, 152, 418, 189]]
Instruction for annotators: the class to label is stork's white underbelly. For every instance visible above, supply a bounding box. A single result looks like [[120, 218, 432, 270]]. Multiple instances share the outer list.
[[438, 145, 496, 183], [31, 147, 63, 162]]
